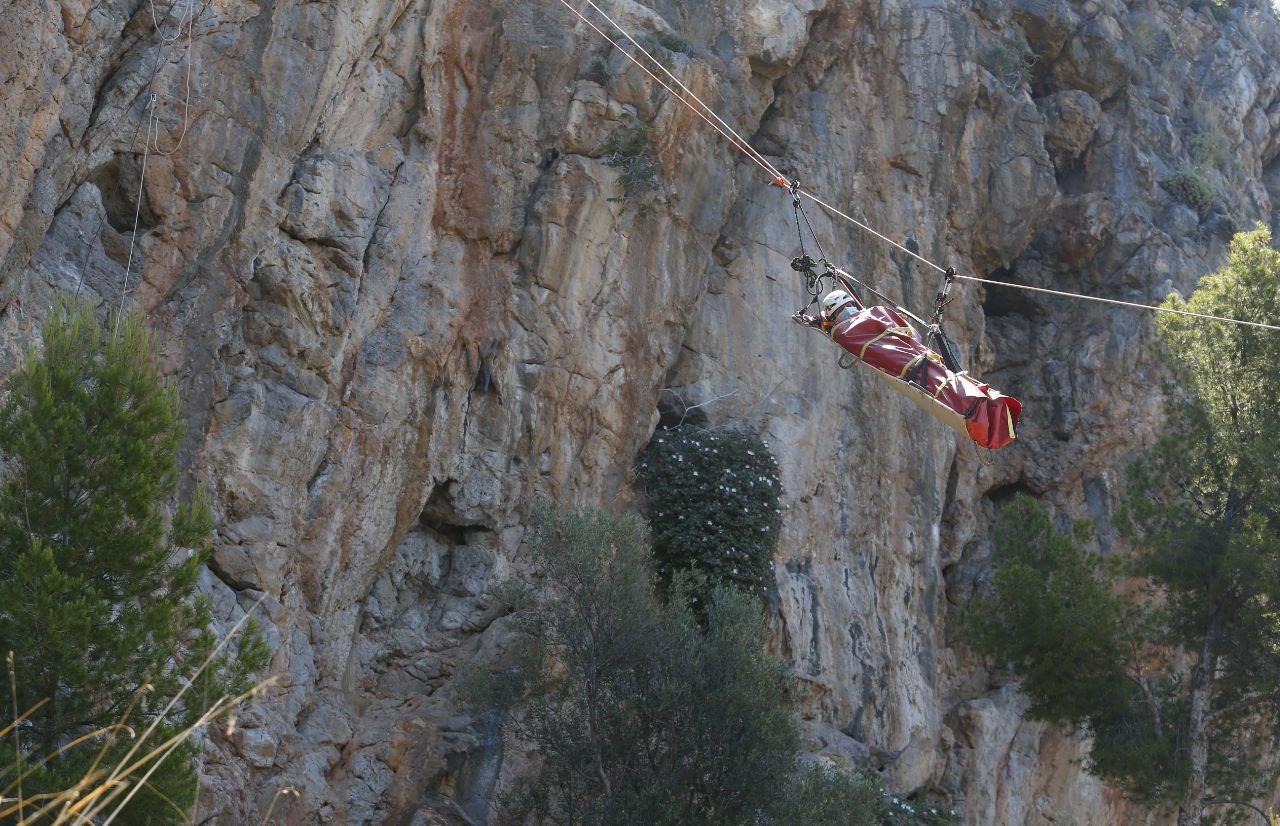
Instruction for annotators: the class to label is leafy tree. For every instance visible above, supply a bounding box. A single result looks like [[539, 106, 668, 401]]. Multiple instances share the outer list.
[[0, 299, 266, 823], [636, 426, 782, 597], [474, 502, 798, 825], [469, 502, 955, 826], [963, 498, 1180, 800], [964, 226, 1280, 826]]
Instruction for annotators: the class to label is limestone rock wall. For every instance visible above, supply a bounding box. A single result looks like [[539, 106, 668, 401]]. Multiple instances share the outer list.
[[1, 0, 1278, 823]]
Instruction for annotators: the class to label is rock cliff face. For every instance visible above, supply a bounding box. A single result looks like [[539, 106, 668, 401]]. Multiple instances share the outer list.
[[2, 0, 1280, 822]]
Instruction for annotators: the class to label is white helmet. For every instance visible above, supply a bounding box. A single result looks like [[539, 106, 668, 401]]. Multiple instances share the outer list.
[[821, 290, 855, 320]]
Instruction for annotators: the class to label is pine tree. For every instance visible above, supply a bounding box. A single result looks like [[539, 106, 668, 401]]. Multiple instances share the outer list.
[[0, 299, 266, 823], [964, 226, 1280, 826]]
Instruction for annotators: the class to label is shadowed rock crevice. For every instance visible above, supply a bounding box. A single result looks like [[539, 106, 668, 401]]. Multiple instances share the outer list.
[[984, 480, 1038, 506], [2, 0, 1279, 820], [421, 483, 494, 547], [90, 154, 159, 234], [980, 267, 1041, 319]]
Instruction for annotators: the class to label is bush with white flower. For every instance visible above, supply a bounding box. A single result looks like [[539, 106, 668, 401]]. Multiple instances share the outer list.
[[636, 425, 782, 595]]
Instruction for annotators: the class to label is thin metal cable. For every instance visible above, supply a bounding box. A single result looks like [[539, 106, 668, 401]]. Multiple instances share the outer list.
[[558, 0, 945, 268], [954, 274, 1280, 332], [576, 0, 786, 182], [554, 0, 785, 183]]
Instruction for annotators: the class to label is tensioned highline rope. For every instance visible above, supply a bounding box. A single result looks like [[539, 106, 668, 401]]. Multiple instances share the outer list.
[[954, 273, 1280, 332], [553, 0, 1280, 333], [574, 0, 786, 182], [554, 0, 784, 183]]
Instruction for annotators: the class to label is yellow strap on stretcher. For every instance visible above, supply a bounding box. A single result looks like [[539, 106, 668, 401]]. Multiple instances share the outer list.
[[859, 326, 915, 360]]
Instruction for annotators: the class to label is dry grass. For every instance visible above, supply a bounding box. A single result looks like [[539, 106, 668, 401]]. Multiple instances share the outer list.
[[0, 606, 278, 825]]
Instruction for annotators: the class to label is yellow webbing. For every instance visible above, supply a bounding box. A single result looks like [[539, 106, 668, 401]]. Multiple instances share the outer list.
[[858, 325, 914, 359]]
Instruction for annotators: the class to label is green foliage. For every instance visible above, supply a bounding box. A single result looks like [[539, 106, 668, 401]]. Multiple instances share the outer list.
[[963, 497, 1184, 801], [1127, 225, 1280, 811], [770, 764, 885, 826], [601, 118, 660, 199], [472, 503, 950, 826], [652, 31, 692, 54], [1187, 97, 1231, 171], [966, 227, 1280, 819], [1130, 17, 1160, 61], [0, 298, 267, 823], [990, 42, 1037, 89], [583, 57, 610, 86], [1190, 131, 1228, 170], [475, 503, 801, 826], [1162, 167, 1215, 218], [964, 498, 1130, 724], [636, 425, 782, 597], [769, 765, 960, 826]]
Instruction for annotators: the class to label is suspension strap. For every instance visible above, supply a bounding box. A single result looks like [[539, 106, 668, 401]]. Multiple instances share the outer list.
[[789, 179, 832, 311], [927, 267, 964, 372], [930, 267, 957, 328]]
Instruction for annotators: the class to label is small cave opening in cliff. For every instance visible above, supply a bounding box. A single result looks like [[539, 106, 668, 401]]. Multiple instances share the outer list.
[[91, 154, 160, 234], [981, 267, 1040, 319], [420, 483, 490, 545], [655, 390, 709, 430], [984, 480, 1038, 505], [473, 357, 499, 397]]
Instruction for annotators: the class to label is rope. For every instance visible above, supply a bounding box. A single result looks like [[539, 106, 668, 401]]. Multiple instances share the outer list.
[[575, 0, 787, 183], [955, 274, 1280, 332], [553, 0, 1280, 335], [799, 190, 947, 274], [149, 0, 188, 43], [118, 103, 158, 325], [151, 0, 197, 156], [112, 0, 197, 322], [74, 0, 183, 299], [554, 0, 785, 184]]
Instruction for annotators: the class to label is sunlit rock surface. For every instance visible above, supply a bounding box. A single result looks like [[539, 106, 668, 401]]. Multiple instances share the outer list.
[[1, 0, 1278, 822]]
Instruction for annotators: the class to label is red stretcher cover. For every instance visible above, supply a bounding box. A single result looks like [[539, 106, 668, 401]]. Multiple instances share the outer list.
[[829, 306, 1021, 449]]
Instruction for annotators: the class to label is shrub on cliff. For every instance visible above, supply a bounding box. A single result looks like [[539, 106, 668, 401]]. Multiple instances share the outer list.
[[636, 425, 782, 597], [0, 299, 267, 823], [963, 227, 1280, 826], [469, 503, 957, 826], [473, 503, 798, 825], [1162, 167, 1215, 217], [601, 117, 660, 198]]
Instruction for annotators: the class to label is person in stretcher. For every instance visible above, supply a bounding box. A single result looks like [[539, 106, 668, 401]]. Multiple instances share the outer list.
[[793, 289, 1022, 450]]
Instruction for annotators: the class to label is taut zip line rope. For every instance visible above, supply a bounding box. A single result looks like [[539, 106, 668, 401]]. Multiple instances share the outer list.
[[952, 273, 1280, 332], [554, 0, 1280, 333], [554, 0, 784, 183]]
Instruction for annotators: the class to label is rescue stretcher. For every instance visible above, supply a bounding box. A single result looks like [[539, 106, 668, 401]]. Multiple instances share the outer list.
[[825, 303, 1021, 450]]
